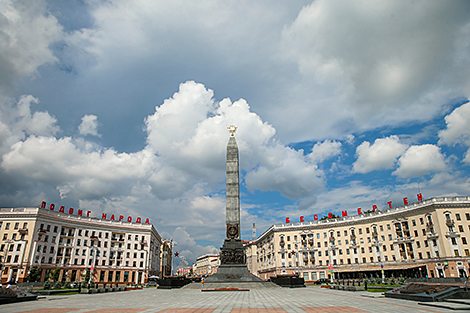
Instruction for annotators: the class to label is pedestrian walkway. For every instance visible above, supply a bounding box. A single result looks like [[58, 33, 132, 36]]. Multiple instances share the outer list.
[[0, 286, 456, 313]]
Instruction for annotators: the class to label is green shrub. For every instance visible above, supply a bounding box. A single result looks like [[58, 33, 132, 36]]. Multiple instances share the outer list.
[[43, 281, 51, 290], [88, 280, 95, 289], [54, 281, 62, 289], [63, 281, 71, 289]]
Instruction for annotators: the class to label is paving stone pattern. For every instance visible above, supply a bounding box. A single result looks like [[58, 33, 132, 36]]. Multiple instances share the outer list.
[[0, 287, 455, 313]]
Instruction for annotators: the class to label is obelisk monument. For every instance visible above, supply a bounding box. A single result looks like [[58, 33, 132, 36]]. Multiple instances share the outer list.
[[225, 124, 240, 240], [204, 125, 264, 284]]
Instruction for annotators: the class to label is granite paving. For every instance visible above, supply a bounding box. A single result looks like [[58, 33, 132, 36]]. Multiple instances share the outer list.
[[0, 287, 459, 313]]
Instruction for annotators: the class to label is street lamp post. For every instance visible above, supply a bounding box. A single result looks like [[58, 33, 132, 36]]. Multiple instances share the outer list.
[[0, 239, 14, 283]]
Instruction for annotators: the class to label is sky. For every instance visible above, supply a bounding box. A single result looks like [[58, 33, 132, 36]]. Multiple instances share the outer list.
[[1, 0, 470, 268]]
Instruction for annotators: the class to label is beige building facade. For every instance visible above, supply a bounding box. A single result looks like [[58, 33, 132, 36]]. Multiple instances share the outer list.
[[193, 254, 220, 276], [251, 196, 470, 282], [0, 206, 162, 285]]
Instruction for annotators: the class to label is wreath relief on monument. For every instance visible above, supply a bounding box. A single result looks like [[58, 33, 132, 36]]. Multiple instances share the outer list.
[[226, 223, 239, 239]]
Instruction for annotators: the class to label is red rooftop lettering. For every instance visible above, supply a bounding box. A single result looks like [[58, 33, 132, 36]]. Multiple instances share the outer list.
[[286, 217, 290, 223], [300, 216, 304, 222], [403, 197, 408, 205], [417, 193, 423, 201], [387, 201, 392, 208]]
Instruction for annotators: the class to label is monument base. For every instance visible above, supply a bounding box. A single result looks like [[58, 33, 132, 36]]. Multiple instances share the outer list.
[[204, 238, 264, 284]]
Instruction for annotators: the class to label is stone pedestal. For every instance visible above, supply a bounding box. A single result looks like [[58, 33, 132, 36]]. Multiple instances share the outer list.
[[205, 239, 263, 284]]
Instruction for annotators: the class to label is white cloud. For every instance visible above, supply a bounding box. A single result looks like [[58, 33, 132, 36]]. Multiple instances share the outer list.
[[78, 114, 101, 137], [1, 135, 157, 199], [144, 81, 323, 200], [0, 95, 59, 155], [438, 101, 470, 146], [309, 140, 342, 163], [353, 136, 408, 173], [393, 144, 447, 178], [0, 0, 62, 90], [278, 0, 470, 141]]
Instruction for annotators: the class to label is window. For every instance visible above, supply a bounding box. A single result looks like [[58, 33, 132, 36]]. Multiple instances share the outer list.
[[379, 225, 383, 232], [85, 230, 89, 236], [6, 222, 10, 230], [53, 226, 58, 232], [466, 213, 470, 220], [368, 247, 372, 253], [418, 252, 422, 259], [459, 225, 464, 232], [414, 230, 418, 237], [387, 224, 391, 230], [361, 247, 365, 253], [422, 229, 426, 235], [462, 237, 467, 245], [465, 249, 470, 256], [344, 230, 348, 236], [424, 240, 428, 247], [420, 218, 424, 224], [454, 249, 460, 257], [337, 231, 341, 237], [317, 233, 320, 239], [412, 220, 416, 226], [287, 236, 290, 241], [451, 237, 457, 245], [359, 228, 362, 234], [366, 228, 370, 234], [338, 240, 341, 246], [416, 241, 421, 248], [362, 257, 366, 263], [14, 222, 19, 229], [77, 239, 81, 246], [456, 213, 461, 221], [390, 244, 394, 250]]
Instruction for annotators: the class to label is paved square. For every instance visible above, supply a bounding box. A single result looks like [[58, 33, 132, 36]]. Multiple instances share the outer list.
[[0, 287, 454, 313]]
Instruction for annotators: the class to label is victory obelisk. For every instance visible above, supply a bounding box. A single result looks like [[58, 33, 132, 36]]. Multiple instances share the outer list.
[[204, 125, 264, 285], [225, 125, 240, 241]]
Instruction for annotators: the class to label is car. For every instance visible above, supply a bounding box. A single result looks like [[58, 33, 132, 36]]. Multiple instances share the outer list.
[[313, 278, 329, 285], [144, 281, 158, 287]]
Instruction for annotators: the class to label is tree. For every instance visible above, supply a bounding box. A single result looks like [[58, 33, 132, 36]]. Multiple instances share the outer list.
[[27, 266, 42, 282], [50, 267, 61, 282]]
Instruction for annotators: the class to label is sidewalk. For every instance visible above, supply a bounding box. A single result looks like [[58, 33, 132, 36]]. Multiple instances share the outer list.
[[0, 286, 455, 313]]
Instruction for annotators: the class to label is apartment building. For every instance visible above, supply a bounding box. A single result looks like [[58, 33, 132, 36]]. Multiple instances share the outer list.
[[0, 206, 162, 285], [252, 196, 470, 282]]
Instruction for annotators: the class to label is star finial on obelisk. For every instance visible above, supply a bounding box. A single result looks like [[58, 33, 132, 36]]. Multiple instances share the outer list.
[[228, 125, 237, 137]]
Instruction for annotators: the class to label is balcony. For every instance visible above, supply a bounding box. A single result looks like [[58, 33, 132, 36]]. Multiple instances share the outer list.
[[350, 234, 356, 240], [446, 219, 455, 227], [445, 231, 460, 238], [372, 231, 378, 238], [426, 221, 433, 227], [90, 236, 99, 241], [140, 240, 147, 246], [18, 228, 28, 234], [427, 232, 439, 239], [37, 228, 48, 235], [394, 236, 414, 243], [329, 236, 335, 242]]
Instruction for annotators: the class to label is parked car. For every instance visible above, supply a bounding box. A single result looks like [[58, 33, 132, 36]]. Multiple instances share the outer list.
[[144, 281, 158, 287], [313, 278, 329, 285]]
